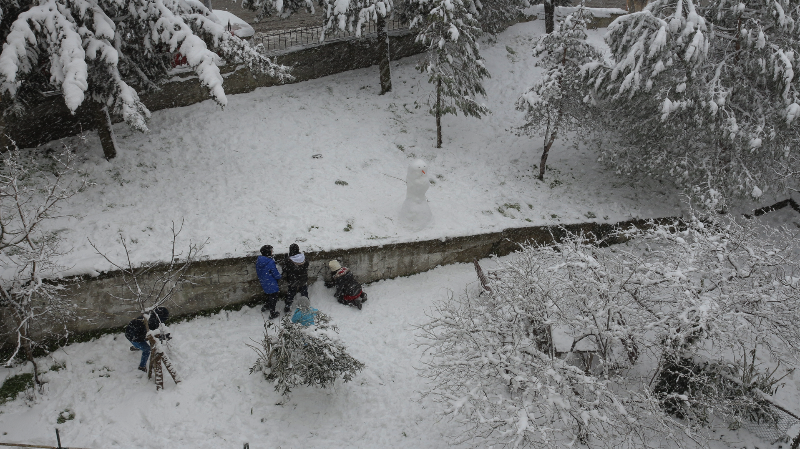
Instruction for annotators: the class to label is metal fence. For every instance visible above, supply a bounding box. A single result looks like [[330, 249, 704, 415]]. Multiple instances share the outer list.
[[735, 400, 800, 447], [252, 18, 408, 53]]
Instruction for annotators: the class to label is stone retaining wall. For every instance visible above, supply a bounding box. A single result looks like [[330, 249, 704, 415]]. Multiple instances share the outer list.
[[1, 217, 675, 343]]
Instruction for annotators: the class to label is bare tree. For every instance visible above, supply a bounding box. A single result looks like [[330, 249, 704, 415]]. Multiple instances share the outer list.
[[0, 146, 88, 385], [418, 212, 800, 447], [89, 221, 206, 390], [89, 220, 206, 318]]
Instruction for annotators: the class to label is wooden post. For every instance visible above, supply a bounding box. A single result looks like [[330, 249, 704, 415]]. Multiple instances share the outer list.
[[377, 15, 392, 95], [544, 0, 555, 34], [94, 104, 118, 160]]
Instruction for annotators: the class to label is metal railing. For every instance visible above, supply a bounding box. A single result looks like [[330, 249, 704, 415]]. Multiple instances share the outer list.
[[252, 18, 408, 53]]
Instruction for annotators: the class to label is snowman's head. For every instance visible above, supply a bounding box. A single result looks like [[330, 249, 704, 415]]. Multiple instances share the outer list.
[[407, 159, 427, 180]]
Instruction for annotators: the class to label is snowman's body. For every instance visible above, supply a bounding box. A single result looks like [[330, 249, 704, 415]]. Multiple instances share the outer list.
[[399, 159, 433, 229]]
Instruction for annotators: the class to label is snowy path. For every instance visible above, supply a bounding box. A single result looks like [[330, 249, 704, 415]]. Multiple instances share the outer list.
[[34, 18, 684, 278]]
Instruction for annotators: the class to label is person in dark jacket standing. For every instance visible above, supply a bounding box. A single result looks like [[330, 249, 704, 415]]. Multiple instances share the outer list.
[[324, 260, 368, 310], [256, 245, 282, 319], [124, 307, 169, 372], [280, 243, 309, 313]]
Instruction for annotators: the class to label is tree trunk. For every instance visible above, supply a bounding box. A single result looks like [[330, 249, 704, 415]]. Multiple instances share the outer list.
[[544, 0, 555, 34], [436, 78, 442, 148], [94, 104, 118, 160], [377, 15, 392, 95], [539, 131, 557, 181], [22, 332, 40, 386]]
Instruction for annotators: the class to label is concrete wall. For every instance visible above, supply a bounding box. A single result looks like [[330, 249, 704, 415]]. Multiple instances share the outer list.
[[4, 217, 673, 341]]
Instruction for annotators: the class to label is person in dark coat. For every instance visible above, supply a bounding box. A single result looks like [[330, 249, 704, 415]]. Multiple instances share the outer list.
[[324, 260, 368, 310], [124, 307, 169, 371], [280, 243, 309, 313], [256, 245, 282, 319]]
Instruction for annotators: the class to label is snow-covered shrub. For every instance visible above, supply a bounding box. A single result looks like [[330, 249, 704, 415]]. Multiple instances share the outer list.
[[517, 8, 601, 180], [249, 312, 364, 396], [0, 0, 291, 134], [584, 0, 800, 204], [419, 214, 800, 446], [400, 0, 490, 147], [1, 147, 87, 385]]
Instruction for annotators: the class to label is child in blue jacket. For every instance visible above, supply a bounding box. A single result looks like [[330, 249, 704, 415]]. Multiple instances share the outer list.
[[256, 245, 282, 319]]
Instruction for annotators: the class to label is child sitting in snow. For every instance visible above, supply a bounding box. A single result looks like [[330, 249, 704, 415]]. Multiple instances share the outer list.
[[290, 296, 319, 326], [280, 243, 309, 313], [324, 260, 368, 310]]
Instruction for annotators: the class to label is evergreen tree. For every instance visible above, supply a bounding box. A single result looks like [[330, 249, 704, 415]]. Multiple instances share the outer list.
[[320, 0, 394, 93], [241, 0, 316, 20], [0, 0, 291, 157], [584, 0, 800, 207], [401, 0, 490, 148], [463, 0, 529, 35], [249, 311, 364, 396], [517, 8, 601, 180]]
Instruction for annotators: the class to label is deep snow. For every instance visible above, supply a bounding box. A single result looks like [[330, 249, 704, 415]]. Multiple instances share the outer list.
[[3, 12, 799, 449], [2, 260, 797, 449], [32, 17, 688, 278]]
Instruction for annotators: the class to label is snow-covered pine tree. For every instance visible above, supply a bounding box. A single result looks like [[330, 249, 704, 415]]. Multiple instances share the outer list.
[[320, 0, 394, 93], [249, 311, 364, 396], [584, 0, 800, 207], [517, 8, 600, 180], [0, 0, 291, 158], [240, 0, 316, 20], [462, 0, 529, 35], [402, 0, 490, 148]]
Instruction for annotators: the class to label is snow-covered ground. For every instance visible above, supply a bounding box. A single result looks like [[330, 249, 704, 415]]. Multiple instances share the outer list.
[[1, 260, 795, 449], [33, 17, 688, 277]]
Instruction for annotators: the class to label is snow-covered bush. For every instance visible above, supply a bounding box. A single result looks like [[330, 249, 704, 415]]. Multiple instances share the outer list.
[[517, 9, 601, 180], [249, 312, 364, 396], [0, 0, 291, 135], [401, 0, 490, 148], [419, 214, 800, 446], [1, 147, 87, 385], [584, 0, 800, 205]]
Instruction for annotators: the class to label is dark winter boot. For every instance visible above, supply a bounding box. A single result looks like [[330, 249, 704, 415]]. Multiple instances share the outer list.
[[130, 346, 138, 351], [354, 299, 363, 310], [360, 292, 368, 303], [137, 366, 146, 372], [269, 311, 281, 320], [283, 305, 291, 313]]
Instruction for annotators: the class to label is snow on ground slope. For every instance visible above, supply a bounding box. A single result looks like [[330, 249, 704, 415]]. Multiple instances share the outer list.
[[32, 18, 684, 276], [2, 260, 797, 449], [0, 263, 481, 449]]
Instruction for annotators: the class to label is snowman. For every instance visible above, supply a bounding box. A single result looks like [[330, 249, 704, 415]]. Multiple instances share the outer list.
[[399, 159, 433, 229]]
